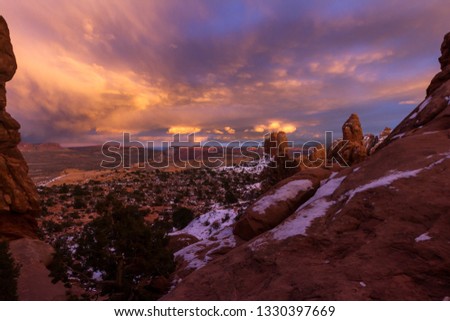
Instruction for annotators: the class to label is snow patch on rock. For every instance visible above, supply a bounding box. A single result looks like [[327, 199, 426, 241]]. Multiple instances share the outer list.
[[392, 133, 405, 140], [173, 226, 236, 271], [252, 179, 313, 215], [268, 175, 346, 241], [346, 169, 421, 203], [418, 96, 432, 112], [415, 232, 432, 242], [345, 153, 450, 203]]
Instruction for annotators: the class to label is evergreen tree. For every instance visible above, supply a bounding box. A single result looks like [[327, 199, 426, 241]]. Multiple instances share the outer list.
[[75, 205, 174, 300], [0, 242, 20, 300], [172, 207, 194, 229]]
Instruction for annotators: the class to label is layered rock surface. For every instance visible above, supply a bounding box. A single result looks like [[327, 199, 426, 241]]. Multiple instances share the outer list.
[[1, 16, 67, 301], [0, 16, 40, 240], [234, 168, 331, 240], [164, 33, 450, 300]]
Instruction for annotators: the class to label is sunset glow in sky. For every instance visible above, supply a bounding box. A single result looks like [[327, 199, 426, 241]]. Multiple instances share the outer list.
[[1, 0, 449, 146]]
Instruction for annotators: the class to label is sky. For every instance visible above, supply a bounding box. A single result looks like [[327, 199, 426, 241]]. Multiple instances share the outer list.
[[0, 0, 448, 146]]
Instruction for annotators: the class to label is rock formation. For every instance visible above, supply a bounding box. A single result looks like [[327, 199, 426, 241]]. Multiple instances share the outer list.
[[9, 238, 66, 300], [164, 32, 450, 300], [381, 32, 450, 148], [368, 127, 391, 155], [0, 16, 40, 241], [234, 167, 331, 240], [426, 32, 450, 96], [263, 131, 288, 157], [262, 131, 298, 187], [0, 16, 67, 301]]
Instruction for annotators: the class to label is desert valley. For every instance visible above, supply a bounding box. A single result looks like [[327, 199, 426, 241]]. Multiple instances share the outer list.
[[0, 3, 449, 303]]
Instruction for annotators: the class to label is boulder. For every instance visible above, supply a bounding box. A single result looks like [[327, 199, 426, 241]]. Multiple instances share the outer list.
[[9, 238, 67, 300], [234, 167, 332, 240]]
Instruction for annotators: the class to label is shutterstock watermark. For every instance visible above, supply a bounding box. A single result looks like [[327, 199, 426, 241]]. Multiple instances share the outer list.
[[100, 132, 349, 169]]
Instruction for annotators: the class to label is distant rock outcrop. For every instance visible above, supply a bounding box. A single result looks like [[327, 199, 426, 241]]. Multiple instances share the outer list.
[[18, 143, 65, 152], [165, 32, 450, 301], [368, 127, 391, 155], [263, 131, 288, 157], [0, 16, 40, 240], [308, 113, 368, 168], [262, 131, 298, 187]]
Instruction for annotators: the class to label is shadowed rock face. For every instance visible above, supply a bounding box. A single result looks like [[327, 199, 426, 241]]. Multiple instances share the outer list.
[[164, 33, 450, 301], [381, 32, 450, 150], [0, 17, 67, 301], [0, 16, 40, 240]]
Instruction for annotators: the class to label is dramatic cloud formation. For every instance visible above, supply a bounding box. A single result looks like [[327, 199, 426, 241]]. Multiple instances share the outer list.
[[0, 0, 448, 145]]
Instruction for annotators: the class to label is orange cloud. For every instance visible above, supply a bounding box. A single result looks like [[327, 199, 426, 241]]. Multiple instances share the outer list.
[[167, 126, 201, 134]]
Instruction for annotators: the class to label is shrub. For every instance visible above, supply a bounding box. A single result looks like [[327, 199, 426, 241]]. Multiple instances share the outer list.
[[172, 207, 194, 229], [225, 190, 238, 204], [73, 197, 86, 209]]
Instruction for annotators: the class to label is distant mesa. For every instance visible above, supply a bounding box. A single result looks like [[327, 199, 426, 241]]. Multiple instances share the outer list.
[[18, 142, 66, 152]]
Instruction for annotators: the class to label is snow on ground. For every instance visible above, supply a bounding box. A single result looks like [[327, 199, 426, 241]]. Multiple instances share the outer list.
[[170, 206, 240, 271], [245, 182, 262, 191], [173, 226, 236, 271], [252, 179, 313, 215], [91, 270, 104, 281], [40, 174, 68, 186], [415, 232, 432, 242], [216, 157, 271, 175], [170, 208, 237, 240], [267, 174, 346, 241]]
